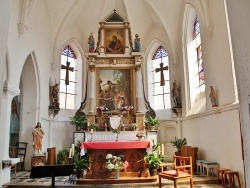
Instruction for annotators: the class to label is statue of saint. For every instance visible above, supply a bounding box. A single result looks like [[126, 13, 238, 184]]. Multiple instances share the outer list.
[[88, 32, 95, 53], [32, 122, 44, 155], [172, 80, 181, 107], [134, 34, 141, 52], [209, 86, 218, 107]]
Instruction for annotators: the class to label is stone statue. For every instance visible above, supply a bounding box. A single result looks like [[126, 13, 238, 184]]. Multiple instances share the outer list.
[[88, 32, 95, 53], [209, 86, 218, 107], [134, 34, 141, 52], [172, 80, 181, 107], [32, 122, 44, 155]]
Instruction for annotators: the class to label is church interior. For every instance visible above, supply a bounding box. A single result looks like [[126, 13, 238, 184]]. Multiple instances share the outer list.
[[1, 0, 250, 187]]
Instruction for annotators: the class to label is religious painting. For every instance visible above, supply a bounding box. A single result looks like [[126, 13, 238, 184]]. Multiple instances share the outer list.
[[97, 68, 133, 114], [105, 28, 125, 54]]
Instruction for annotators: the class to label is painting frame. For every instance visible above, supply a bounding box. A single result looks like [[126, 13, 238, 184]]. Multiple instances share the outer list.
[[97, 67, 134, 114], [105, 28, 125, 54]]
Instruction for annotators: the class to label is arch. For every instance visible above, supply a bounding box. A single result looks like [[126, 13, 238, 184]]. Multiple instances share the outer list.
[[59, 39, 85, 109], [182, 3, 206, 114], [19, 52, 40, 170]]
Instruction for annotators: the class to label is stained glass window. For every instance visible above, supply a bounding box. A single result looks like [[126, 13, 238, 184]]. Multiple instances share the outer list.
[[60, 45, 77, 109], [151, 46, 171, 109]]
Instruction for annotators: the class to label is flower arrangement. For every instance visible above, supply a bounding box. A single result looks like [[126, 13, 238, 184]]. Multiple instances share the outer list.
[[121, 105, 133, 111], [96, 106, 108, 111], [106, 153, 128, 171]]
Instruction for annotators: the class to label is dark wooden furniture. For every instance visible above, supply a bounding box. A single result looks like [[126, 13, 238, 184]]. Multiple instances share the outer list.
[[30, 164, 74, 188], [158, 155, 193, 188], [47, 147, 56, 165], [16, 142, 28, 171], [224, 170, 241, 188], [181, 146, 198, 171], [81, 141, 150, 179]]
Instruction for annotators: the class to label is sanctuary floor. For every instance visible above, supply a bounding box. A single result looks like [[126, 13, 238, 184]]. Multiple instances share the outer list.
[[3, 171, 224, 188]]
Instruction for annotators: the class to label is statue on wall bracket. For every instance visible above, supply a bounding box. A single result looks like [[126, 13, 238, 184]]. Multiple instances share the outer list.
[[171, 80, 182, 117], [48, 79, 60, 117]]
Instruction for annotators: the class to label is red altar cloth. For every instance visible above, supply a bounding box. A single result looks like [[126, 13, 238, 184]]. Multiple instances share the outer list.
[[81, 140, 150, 150]]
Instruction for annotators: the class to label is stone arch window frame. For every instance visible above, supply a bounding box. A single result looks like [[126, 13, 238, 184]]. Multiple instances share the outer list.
[[60, 45, 78, 110], [150, 45, 171, 110]]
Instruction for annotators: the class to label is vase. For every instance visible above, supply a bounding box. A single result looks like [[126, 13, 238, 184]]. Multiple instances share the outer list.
[[115, 169, 120, 179]]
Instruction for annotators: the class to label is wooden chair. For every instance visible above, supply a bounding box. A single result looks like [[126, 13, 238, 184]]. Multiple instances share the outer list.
[[16, 142, 28, 171], [158, 155, 193, 188]]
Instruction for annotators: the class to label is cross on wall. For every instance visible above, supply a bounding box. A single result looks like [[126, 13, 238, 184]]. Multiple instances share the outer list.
[[61, 61, 74, 85], [155, 63, 168, 86]]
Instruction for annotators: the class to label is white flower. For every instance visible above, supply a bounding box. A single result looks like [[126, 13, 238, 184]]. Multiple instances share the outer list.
[[106, 154, 113, 159]]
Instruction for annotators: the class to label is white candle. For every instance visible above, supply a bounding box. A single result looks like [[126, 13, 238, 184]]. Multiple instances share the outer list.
[[91, 129, 93, 133], [161, 144, 164, 155], [69, 148, 72, 158], [72, 144, 75, 156]]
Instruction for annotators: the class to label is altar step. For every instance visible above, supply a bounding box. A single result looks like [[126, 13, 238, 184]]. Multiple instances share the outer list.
[[76, 176, 157, 184]]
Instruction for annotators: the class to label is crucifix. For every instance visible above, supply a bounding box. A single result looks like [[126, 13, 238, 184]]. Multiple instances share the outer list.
[[155, 63, 168, 86], [61, 61, 74, 85]]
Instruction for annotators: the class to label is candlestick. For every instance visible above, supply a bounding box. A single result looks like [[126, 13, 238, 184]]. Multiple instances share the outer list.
[[161, 144, 164, 155], [69, 148, 72, 158], [90, 132, 93, 142], [72, 144, 75, 156]]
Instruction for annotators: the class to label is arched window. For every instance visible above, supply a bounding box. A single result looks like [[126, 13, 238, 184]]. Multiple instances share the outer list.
[[184, 8, 206, 112], [60, 45, 77, 109], [151, 46, 171, 110], [193, 16, 205, 94]]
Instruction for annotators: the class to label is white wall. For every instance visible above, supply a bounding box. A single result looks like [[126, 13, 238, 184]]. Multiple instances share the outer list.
[[182, 107, 244, 186]]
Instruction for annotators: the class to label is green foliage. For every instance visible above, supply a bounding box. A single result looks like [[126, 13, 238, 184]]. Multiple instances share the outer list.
[[145, 153, 164, 168], [75, 156, 90, 170], [152, 139, 161, 152], [89, 123, 97, 130], [130, 123, 137, 130], [70, 115, 87, 130], [170, 137, 187, 152], [145, 116, 159, 127], [57, 148, 69, 164]]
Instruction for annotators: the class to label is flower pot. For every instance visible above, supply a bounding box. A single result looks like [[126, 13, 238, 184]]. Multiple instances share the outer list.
[[150, 126, 155, 131], [149, 167, 157, 176]]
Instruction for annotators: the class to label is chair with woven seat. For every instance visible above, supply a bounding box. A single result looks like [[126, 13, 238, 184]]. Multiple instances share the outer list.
[[158, 155, 193, 188]]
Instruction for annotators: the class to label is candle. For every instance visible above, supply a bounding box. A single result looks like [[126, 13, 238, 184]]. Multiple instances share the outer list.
[[161, 144, 164, 155], [72, 144, 74, 156], [69, 148, 72, 158], [91, 129, 93, 133]]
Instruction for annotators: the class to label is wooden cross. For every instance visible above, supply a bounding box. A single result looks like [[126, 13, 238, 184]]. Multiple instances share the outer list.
[[61, 61, 74, 85], [155, 63, 168, 86]]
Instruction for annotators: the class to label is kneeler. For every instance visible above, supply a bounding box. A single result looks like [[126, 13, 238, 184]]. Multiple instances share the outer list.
[[158, 155, 193, 188]]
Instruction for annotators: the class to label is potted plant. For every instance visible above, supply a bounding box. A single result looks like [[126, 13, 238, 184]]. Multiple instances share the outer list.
[[70, 115, 87, 131], [74, 156, 90, 179], [170, 136, 187, 155], [130, 123, 137, 131], [57, 148, 69, 164], [144, 140, 165, 176], [145, 153, 164, 176], [89, 123, 98, 131], [145, 116, 159, 131]]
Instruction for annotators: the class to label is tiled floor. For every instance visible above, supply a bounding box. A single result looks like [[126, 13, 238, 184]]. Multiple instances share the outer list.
[[3, 171, 224, 188]]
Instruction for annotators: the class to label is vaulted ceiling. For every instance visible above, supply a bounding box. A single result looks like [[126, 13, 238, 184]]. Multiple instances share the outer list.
[[43, 0, 187, 54]]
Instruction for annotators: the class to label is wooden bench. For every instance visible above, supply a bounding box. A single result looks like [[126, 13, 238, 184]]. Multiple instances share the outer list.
[[158, 155, 193, 188]]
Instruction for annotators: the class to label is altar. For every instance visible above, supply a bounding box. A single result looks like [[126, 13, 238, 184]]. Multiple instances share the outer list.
[[80, 140, 150, 179]]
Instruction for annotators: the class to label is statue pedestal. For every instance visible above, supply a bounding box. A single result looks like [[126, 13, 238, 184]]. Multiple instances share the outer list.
[[31, 154, 46, 167]]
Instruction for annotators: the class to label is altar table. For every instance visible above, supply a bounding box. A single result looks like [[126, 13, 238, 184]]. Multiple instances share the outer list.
[[80, 140, 151, 179]]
